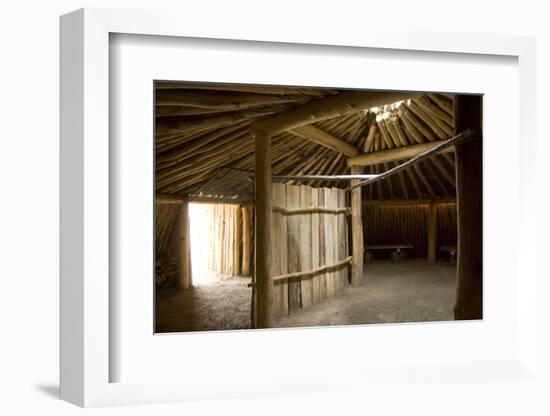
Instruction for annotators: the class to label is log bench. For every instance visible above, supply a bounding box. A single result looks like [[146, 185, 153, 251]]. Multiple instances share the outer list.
[[439, 245, 457, 264], [364, 244, 414, 263]]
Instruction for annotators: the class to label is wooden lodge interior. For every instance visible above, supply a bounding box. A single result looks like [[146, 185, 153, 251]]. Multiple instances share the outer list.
[[154, 82, 482, 332]]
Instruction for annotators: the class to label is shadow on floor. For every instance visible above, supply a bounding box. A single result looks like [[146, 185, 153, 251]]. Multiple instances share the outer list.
[[35, 383, 59, 399]]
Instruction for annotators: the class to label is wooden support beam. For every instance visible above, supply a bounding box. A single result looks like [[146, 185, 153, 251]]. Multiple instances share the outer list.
[[155, 81, 322, 96], [251, 90, 416, 136], [156, 193, 187, 204], [454, 95, 483, 320], [291, 125, 360, 157], [351, 165, 364, 286], [271, 257, 352, 282], [347, 140, 454, 167], [273, 206, 348, 215], [348, 130, 475, 190], [155, 90, 300, 109], [427, 202, 438, 264], [176, 202, 192, 290], [156, 193, 253, 205], [253, 130, 274, 328], [233, 206, 241, 276], [363, 197, 456, 206], [272, 174, 378, 182], [241, 206, 251, 277]]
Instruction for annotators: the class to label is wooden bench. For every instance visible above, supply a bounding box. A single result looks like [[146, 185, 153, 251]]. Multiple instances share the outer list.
[[439, 245, 457, 264], [365, 244, 414, 263]]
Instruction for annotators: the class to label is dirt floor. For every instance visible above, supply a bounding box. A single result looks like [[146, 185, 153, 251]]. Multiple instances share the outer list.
[[273, 259, 456, 328], [155, 259, 457, 333], [155, 272, 252, 333]]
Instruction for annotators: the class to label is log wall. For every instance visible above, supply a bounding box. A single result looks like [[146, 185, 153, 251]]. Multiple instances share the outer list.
[[155, 203, 181, 287], [208, 203, 242, 276], [363, 202, 457, 258], [271, 183, 350, 318]]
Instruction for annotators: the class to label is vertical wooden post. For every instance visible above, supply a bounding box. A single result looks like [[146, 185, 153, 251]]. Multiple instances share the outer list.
[[176, 202, 192, 290], [241, 206, 251, 277], [233, 205, 241, 276], [454, 95, 483, 320], [427, 201, 438, 264], [350, 165, 364, 286], [254, 130, 274, 328]]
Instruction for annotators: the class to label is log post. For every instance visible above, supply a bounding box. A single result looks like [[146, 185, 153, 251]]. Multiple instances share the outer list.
[[176, 202, 192, 290], [427, 201, 438, 264], [454, 95, 483, 320], [241, 206, 251, 276], [233, 205, 241, 276], [253, 129, 274, 328], [350, 165, 364, 286]]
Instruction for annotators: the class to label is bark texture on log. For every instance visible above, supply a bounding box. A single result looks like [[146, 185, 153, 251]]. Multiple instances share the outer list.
[[351, 166, 364, 286], [254, 130, 274, 328], [251, 91, 415, 136], [454, 95, 483, 320], [175, 202, 193, 290], [427, 202, 438, 264], [347, 140, 453, 167], [291, 125, 360, 157], [241, 206, 251, 277]]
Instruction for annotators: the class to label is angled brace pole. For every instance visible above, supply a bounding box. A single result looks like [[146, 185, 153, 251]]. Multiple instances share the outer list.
[[348, 129, 476, 191]]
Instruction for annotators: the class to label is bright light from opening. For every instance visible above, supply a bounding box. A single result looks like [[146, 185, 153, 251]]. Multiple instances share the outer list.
[[189, 203, 216, 285], [373, 99, 409, 123]]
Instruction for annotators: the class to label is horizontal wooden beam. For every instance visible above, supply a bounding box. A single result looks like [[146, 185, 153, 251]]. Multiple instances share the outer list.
[[155, 82, 318, 96], [155, 193, 187, 204], [347, 140, 454, 167], [251, 90, 417, 136], [349, 129, 475, 190], [273, 256, 352, 282], [156, 90, 299, 109], [364, 198, 456, 206], [291, 125, 360, 157], [156, 193, 252, 205], [273, 206, 349, 215], [272, 173, 378, 182]]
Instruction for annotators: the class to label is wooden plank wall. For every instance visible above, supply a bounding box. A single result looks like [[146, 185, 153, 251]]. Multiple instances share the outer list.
[[436, 202, 458, 247], [209, 203, 242, 276], [363, 202, 457, 257], [272, 183, 349, 318], [155, 203, 181, 260], [155, 203, 185, 288]]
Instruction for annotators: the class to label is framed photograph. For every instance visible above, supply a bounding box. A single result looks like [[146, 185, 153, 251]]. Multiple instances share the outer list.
[[60, 8, 537, 407]]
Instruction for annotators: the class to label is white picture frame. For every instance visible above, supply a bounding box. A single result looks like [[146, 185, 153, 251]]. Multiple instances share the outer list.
[[60, 7, 537, 407]]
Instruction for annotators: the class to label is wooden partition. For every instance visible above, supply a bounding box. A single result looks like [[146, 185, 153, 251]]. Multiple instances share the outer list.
[[271, 183, 350, 318]]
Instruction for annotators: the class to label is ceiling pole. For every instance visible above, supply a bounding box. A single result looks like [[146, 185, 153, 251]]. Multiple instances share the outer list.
[[290, 125, 360, 157], [347, 139, 455, 167], [253, 90, 416, 136]]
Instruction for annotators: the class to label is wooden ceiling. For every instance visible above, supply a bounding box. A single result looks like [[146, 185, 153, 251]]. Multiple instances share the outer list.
[[155, 81, 456, 201]]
